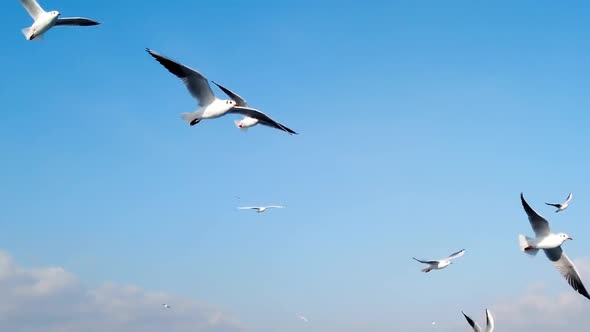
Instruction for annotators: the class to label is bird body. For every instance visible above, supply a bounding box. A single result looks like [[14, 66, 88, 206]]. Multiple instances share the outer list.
[[413, 249, 465, 273], [19, 0, 100, 41], [519, 193, 590, 300], [545, 193, 573, 213]]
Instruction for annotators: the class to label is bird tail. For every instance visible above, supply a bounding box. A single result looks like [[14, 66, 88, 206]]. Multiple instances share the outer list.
[[180, 112, 197, 124], [519, 234, 538, 256], [234, 120, 248, 132], [21, 27, 41, 41], [422, 267, 431, 273]]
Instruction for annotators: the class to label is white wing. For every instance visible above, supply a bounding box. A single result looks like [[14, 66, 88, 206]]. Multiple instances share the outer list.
[[265, 205, 285, 209], [446, 249, 465, 261], [564, 193, 573, 204], [19, 0, 45, 20], [462, 312, 482, 332], [485, 309, 494, 332], [520, 193, 551, 237], [544, 247, 590, 300], [146, 49, 216, 107], [238, 207, 260, 210]]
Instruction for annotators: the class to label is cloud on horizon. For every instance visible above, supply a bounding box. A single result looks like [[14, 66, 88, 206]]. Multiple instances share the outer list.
[[0, 251, 242, 332]]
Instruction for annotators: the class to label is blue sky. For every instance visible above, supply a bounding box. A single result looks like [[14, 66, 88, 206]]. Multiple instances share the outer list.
[[1, 0, 590, 331]]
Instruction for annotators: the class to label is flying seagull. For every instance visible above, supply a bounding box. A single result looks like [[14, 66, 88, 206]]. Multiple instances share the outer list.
[[162, 304, 171, 309], [238, 206, 285, 213], [545, 193, 573, 213], [298, 315, 309, 323], [210, 81, 297, 135], [412, 249, 465, 273], [461, 309, 494, 332], [146, 49, 296, 134], [19, 0, 99, 41], [519, 193, 590, 300]]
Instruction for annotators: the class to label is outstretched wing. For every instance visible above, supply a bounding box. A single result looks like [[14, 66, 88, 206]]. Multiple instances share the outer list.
[[54, 17, 100, 26], [462, 311, 482, 332], [265, 206, 285, 209], [446, 249, 465, 260], [230, 106, 297, 135], [521, 193, 551, 237], [146, 48, 216, 107], [237, 207, 259, 210], [412, 257, 437, 264], [211, 81, 248, 107], [485, 309, 494, 332], [564, 193, 573, 204], [19, 0, 45, 20], [544, 247, 590, 300]]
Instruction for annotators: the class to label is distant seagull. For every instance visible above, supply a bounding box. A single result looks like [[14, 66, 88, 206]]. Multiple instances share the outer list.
[[519, 193, 590, 299], [298, 315, 309, 323], [162, 304, 171, 309], [210, 81, 297, 135], [545, 193, 573, 213], [146, 49, 296, 133], [461, 309, 494, 332], [412, 249, 465, 273], [238, 206, 285, 213], [18, 0, 99, 41], [431, 321, 436, 326]]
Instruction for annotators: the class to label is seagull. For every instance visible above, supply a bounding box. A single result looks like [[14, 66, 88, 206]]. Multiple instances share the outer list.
[[519, 193, 590, 299], [162, 304, 171, 309], [238, 206, 285, 213], [298, 315, 308, 323], [412, 249, 465, 273], [18, 0, 100, 41], [545, 193, 573, 213], [146, 49, 297, 134], [210, 81, 297, 135], [461, 309, 494, 332]]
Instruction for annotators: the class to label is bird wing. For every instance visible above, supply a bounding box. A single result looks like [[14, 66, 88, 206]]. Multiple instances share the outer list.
[[19, 0, 45, 20], [485, 309, 494, 332], [544, 247, 590, 300], [211, 81, 248, 107], [564, 193, 573, 204], [54, 17, 100, 26], [265, 206, 285, 209], [412, 257, 437, 264], [545, 203, 561, 208], [229, 106, 297, 135], [446, 249, 465, 261], [257, 118, 298, 135], [520, 193, 551, 237], [237, 207, 259, 210], [146, 49, 216, 107], [461, 312, 482, 332]]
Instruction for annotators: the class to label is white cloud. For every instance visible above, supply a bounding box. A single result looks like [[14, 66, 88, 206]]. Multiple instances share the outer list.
[[0, 251, 242, 332], [491, 258, 590, 331]]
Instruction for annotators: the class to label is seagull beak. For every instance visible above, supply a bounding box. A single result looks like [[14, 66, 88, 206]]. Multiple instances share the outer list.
[[568, 237, 573, 240]]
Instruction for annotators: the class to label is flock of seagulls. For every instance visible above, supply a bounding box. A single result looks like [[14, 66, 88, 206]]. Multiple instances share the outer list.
[[14, 0, 587, 329]]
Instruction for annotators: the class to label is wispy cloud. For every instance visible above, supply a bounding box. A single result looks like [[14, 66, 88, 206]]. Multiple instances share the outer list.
[[0, 251, 242, 332]]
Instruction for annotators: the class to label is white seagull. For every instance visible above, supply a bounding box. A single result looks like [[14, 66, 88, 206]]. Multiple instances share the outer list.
[[19, 0, 100, 41], [545, 193, 573, 213], [146, 49, 297, 134], [298, 315, 309, 323], [412, 249, 465, 273], [211, 81, 297, 135], [162, 304, 171, 309], [461, 309, 494, 332], [238, 206, 285, 213], [519, 193, 590, 300]]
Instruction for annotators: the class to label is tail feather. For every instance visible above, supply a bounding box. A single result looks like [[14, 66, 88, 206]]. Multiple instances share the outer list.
[[519, 234, 539, 256], [21, 27, 35, 40], [180, 112, 197, 124], [234, 120, 248, 132]]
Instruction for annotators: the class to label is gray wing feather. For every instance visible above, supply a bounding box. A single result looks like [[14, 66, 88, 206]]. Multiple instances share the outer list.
[[461, 311, 482, 332], [520, 193, 551, 237], [229, 106, 297, 135], [211, 81, 248, 107], [19, 0, 45, 20], [54, 17, 100, 26], [544, 247, 590, 300], [412, 257, 437, 264], [146, 49, 216, 107]]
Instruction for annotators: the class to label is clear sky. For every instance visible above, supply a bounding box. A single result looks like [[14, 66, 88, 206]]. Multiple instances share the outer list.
[[1, 1, 590, 331]]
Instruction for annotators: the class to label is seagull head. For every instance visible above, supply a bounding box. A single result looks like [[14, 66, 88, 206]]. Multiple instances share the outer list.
[[559, 233, 573, 242], [51, 11, 61, 17]]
